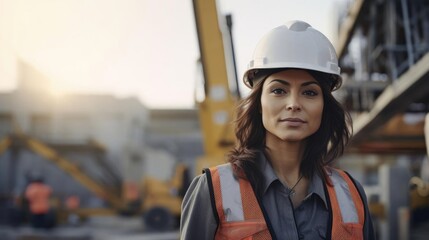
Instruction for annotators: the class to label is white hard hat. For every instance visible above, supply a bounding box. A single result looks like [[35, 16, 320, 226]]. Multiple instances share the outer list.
[[243, 20, 342, 90]]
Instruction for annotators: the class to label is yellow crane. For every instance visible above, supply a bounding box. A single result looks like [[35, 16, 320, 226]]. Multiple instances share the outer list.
[[193, 0, 239, 174]]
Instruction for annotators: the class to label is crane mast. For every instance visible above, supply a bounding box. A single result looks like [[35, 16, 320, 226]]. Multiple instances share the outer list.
[[192, 0, 238, 173]]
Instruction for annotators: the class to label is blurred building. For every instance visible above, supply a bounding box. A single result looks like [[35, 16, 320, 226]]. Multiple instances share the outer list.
[[0, 61, 148, 208], [145, 108, 204, 179], [0, 60, 204, 223]]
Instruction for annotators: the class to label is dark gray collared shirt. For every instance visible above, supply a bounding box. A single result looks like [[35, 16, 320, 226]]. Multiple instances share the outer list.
[[260, 153, 329, 239], [180, 153, 375, 239]]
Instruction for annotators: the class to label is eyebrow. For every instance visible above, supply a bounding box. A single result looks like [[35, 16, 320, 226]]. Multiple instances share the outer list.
[[268, 79, 320, 87]]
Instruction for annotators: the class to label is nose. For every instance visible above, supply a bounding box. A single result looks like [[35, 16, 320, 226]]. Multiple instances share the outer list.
[[287, 104, 301, 111], [286, 94, 301, 111], [287, 105, 301, 111]]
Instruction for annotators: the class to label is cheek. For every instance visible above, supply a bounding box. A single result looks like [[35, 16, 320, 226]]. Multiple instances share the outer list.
[[260, 101, 270, 127], [260, 98, 275, 128], [312, 102, 324, 128]]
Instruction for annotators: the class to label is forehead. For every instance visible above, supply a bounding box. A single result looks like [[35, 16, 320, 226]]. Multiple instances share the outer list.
[[264, 69, 316, 84]]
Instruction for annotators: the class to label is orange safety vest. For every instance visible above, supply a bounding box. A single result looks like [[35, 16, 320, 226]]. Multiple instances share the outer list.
[[65, 195, 80, 210], [207, 163, 365, 240], [25, 182, 52, 214]]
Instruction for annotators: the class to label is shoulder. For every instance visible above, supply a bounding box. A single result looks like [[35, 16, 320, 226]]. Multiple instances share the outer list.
[[340, 170, 368, 200], [182, 171, 217, 216], [180, 173, 218, 239], [183, 173, 210, 203], [325, 167, 369, 204]]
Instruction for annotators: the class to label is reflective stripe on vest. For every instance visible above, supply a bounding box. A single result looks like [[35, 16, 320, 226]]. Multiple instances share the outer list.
[[210, 164, 271, 240], [326, 168, 365, 239], [208, 163, 365, 240]]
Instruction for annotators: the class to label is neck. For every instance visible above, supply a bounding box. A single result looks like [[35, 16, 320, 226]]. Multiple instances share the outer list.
[[265, 136, 306, 186]]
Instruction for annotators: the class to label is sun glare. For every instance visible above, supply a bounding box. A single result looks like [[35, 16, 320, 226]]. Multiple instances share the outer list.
[[48, 85, 66, 99]]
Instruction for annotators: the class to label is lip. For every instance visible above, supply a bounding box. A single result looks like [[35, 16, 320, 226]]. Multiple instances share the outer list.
[[279, 117, 307, 127], [280, 117, 306, 123]]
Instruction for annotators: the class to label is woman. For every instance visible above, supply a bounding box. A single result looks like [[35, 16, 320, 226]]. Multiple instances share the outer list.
[[180, 20, 375, 239]]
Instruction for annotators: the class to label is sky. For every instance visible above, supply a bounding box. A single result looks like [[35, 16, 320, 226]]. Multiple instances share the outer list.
[[0, 0, 348, 109]]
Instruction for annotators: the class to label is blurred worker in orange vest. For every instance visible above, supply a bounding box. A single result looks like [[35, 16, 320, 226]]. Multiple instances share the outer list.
[[65, 195, 80, 226], [25, 175, 55, 229]]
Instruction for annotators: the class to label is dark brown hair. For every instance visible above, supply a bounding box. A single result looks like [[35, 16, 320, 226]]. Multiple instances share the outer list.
[[228, 69, 352, 195]]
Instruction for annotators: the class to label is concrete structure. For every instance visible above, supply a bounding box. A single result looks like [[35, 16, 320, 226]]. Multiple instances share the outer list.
[[145, 108, 204, 179]]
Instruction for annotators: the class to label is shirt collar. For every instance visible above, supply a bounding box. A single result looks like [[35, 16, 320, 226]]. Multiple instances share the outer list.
[[307, 171, 328, 209], [257, 150, 328, 209]]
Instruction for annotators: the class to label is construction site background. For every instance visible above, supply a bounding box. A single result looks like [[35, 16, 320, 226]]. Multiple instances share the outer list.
[[1, 0, 429, 240]]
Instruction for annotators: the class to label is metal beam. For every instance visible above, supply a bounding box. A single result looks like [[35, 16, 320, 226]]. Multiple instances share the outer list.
[[336, 0, 369, 59], [347, 140, 426, 155], [342, 79, 389, 90], [351, 52, 429, 144], [23, 134, 124, 209]]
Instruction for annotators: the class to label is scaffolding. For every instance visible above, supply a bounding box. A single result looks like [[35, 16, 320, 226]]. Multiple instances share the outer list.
[[337, 1, 429, 239], [337, 0, 429, 153]]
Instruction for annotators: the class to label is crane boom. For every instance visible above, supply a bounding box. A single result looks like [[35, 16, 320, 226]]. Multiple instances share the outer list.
[[192, 0, 237, 173]]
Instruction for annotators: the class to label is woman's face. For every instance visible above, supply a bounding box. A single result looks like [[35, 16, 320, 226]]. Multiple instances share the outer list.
[[260, 69, 324, 143]]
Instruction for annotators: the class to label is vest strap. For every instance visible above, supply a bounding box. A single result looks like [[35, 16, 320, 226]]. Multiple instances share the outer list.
[[326, 168, 365, 239], [209, 164, 271, 240]]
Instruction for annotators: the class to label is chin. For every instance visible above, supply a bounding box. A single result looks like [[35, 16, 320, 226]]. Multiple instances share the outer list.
[[276, 134, 306, 142], [280, 137, 305, 142], [266, 130, 312, 143]]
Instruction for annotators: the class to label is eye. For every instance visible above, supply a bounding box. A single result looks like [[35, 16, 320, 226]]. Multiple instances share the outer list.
[[303, 90, 319, 96], [271, 88, 286, 95]]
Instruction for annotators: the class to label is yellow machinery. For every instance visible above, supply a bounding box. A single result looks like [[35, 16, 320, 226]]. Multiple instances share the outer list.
[[193, 0, 239, 174], [0, 130, 189, 230], [140, 164, 189, 229]]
